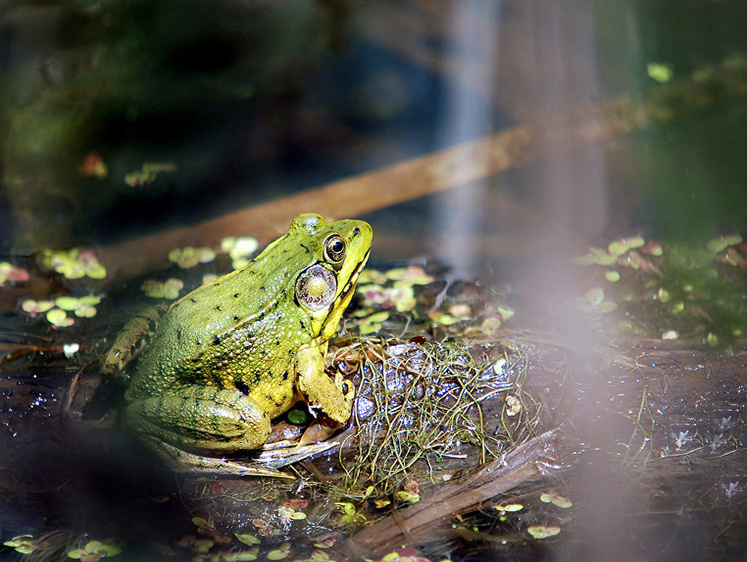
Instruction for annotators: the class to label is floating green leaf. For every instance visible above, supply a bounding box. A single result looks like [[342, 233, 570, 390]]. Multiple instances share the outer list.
[[4, 535, 37, 555], [141, 278, 184, 299], [647, 62, 674, 83], [266, 542, 291, 560], [168, 246, 216, 269], [540, 490, 573, 508], [0, 262, 30, 284], [528, 524, 561, 539], [605, 271, 620, 283]]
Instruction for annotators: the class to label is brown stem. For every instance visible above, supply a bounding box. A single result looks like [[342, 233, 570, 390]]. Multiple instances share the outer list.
[[98, 56, 747, 281], [348, 427, 561, 556]]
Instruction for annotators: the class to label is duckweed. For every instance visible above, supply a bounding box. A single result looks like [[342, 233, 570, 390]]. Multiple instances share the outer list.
[[353, 265, 515, 339], [505, 395, 522, 416], [55, 295, 102, 318], [234, 534, 261, 546], [357, 311, 390, 335], [21, 297, 98, 327], [22, 299, 56, 316], [47, 308, 75, 327], [277, 499, 308, 523], [574, 287, 617, 316], [41, 248, 107, 280], [574, 234, 747, 344], [3, 535, 38, 555], [311, 536, 337, 549], [494, 503, 524, 517], [266, 542, 292, 560], [220, 548, 259, 561], [706, 233, 742, 254], [141, 278, 184, 299], [393, 480, 421, 504], [647, 62, 674, 83], [66, 539, 122, 560], [334, 502, 366, 526], [378, 547, 432, 562], [527, 525, 561, 539], [357, 266, 433, 313], [221, 236, 259, 269], [168, 246, 216, 269], [0, 261, 30, 284], [540, 490, 572, 508]]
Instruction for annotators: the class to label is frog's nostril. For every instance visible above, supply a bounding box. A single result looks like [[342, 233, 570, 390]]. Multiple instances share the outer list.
[[353, 227, 360, 236]]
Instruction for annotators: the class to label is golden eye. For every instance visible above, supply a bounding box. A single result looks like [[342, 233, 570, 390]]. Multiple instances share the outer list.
[[324, 234, 346, 264]]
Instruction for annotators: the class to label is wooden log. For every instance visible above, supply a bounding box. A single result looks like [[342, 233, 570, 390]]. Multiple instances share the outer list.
[[349, 428, 562, 555]]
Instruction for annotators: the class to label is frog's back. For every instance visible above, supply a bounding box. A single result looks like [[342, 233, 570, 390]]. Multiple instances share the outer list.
[[123, 212, 372, 404], [125, 257, 308, 399]]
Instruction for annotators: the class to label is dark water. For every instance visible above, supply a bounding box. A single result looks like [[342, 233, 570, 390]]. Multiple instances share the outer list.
[[1, 1, 747, 560]]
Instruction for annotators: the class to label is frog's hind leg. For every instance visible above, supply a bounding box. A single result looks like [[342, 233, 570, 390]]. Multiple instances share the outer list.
[[123, 385, 271, 457], [153, 443, 295, 478]]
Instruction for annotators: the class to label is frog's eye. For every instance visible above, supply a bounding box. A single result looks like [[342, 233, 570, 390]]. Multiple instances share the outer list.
[[324, 234, 346, 266]]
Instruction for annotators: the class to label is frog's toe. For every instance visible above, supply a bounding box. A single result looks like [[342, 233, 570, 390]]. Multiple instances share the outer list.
[[334, 372, 355, 394], [342, 379, 355, 400], [257, 440, 339, 468], [174, 448, 294, 478]]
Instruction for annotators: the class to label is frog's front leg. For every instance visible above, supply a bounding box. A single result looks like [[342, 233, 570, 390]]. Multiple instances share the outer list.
[[296, 343, 355, 424], [123, 385, 271, 456]]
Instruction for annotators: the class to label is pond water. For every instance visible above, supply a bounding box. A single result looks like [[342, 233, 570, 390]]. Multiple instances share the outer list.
[[1, 1, 746, 560]]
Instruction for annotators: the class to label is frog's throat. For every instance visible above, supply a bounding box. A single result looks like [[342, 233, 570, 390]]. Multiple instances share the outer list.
[[316, 249, 370, 341]]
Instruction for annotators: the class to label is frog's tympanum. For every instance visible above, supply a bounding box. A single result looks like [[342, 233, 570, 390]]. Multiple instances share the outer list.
[[109, 213, 372, 475]]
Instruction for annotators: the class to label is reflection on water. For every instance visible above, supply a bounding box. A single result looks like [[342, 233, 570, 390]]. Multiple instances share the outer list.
[[430, 0, 503, 280], [1, 0, 747, 560]]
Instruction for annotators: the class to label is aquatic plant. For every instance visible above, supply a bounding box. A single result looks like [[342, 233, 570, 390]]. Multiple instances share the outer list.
[[574, 234, 747, 343], [168, 246, 217, 269], [527, 525, 561, 539], [539, 490, 572, 508], [0, 261, 30, 284], [21, 294, 102, 327], [141, 278, 184, 299], [341, 337, 538, 498], [221, 236, 260, 270], [3, 535, 37, 555], [66, 539, 122, 561], [352, 265, 514, 339], [41, 248, 107, 280]]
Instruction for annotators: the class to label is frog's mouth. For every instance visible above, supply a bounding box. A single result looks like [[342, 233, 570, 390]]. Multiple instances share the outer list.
[[320, 249, 370, 332], [340, 249, 370, 300]]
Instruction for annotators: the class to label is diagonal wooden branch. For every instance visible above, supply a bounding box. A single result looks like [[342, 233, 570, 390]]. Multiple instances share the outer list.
[[98, 56, 747, 282], [348, 427, 562, 556], [98, 124, 536, 280]]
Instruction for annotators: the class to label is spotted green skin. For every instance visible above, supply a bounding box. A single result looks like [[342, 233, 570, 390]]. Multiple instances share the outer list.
[[121, 213, 372, 469]]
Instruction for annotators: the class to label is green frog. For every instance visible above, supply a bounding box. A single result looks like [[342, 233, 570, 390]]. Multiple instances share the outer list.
[[106, 213, 372, 476]]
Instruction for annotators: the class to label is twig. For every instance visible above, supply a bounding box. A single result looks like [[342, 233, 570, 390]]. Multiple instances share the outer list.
[[97, 124, 537, 281], [348, 427, 561, 556], [98, 55, 747, 282]]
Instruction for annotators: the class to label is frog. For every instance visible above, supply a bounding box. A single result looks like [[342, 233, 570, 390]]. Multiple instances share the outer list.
[[107, 213, 372, 476]]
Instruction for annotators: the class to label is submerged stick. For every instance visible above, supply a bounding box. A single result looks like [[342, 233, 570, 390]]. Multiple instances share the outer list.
[[99, 55, 747, 281], [98, 125, 536, 280], [349, 427, 561, 555]]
